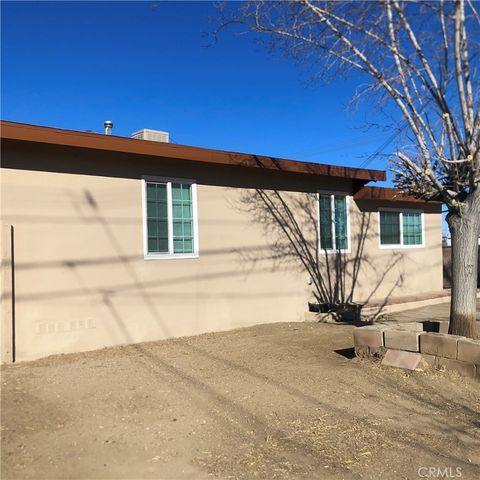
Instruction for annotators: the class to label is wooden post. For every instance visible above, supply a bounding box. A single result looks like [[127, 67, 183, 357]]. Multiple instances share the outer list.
[[0, 224, 15, 363]]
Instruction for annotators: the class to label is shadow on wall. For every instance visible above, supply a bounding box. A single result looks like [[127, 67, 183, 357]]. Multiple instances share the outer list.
[[2, 185, 310, 359], [236, 189, 406, 320], [443, 245, 480, 289]]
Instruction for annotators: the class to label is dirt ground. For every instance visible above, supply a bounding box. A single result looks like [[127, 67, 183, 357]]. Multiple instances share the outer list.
[[1, 322, 479, 480]]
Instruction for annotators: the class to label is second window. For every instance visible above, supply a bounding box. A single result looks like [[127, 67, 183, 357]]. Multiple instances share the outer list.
[[318, 193, 349, 251]]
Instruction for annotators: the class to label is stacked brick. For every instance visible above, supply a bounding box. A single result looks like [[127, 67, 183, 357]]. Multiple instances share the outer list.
[[353, 322, 480, 380]]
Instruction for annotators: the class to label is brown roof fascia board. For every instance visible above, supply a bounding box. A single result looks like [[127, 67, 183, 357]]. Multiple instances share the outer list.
[[0, 121, 386, 182], [354, 186, 442, 204]]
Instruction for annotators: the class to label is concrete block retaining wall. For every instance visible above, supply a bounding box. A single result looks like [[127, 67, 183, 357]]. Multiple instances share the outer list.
[[353, 321, 480, 380]]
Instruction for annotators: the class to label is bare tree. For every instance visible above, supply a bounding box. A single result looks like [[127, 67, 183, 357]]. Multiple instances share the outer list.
[[217, 0, 480, 337]]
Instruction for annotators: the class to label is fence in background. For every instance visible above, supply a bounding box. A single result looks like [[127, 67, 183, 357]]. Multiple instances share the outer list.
[[443, 246, 480, 289]]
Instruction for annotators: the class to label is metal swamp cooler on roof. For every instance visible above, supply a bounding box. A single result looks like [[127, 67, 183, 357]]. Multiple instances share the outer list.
[[131, 129, 169, 143]]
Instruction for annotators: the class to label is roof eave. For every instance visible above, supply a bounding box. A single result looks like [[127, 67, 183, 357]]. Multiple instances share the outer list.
[[354, 186, 442, 204], [0, 121, 386, 183]]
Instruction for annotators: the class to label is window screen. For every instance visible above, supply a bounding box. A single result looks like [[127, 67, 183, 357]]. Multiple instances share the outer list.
[[379, 211, 401, 245], [334, 196, 348, 250], [319, 194, 333, 250], [402, 212, 422, 245], [146, 183, 169, 253], [172, 183, 194, 254]]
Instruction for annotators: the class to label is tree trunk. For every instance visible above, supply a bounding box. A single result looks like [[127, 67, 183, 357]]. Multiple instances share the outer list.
[[447, 194, 480, 338]]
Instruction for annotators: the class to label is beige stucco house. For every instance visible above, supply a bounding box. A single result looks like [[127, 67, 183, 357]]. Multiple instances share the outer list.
[[0, 121, 443, 362]]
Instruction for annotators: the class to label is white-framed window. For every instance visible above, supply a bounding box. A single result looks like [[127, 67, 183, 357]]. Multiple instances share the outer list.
[[378, 208, 424, 248], [317, 192, 350, 252], [141, 176, 199, 259]]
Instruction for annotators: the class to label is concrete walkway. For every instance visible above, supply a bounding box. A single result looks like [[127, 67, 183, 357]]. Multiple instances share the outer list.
[[386, 299, 480, 323]]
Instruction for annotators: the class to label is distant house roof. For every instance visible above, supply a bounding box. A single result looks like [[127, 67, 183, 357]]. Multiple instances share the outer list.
[[0, 121, 386, 183]]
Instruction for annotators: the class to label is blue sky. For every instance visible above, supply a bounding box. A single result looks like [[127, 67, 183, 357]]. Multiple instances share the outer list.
[[1, 0, 399, 176]]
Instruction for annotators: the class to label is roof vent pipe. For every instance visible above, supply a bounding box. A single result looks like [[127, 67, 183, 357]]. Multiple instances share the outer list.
[[104, 120, 113, 135]]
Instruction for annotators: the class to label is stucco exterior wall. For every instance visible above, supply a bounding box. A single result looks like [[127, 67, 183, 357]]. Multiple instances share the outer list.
[[0, 144, 443, 362], [349, 199, 443, 303]]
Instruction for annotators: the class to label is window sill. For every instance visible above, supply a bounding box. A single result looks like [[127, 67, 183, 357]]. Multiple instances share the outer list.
[[144, 253, 199, 260], [379, 244, 425, 249], [319, 249, 351, 255]]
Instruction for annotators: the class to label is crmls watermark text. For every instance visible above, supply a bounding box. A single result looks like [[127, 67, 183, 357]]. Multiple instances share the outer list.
[[417, 466, 463, 478]]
